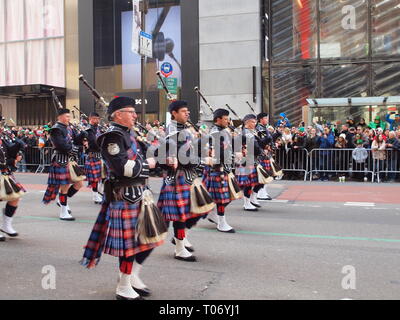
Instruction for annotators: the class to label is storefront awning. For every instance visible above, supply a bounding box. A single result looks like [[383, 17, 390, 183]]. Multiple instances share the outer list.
[[0, 84, 66, 99], [306, 96, 400, 107]]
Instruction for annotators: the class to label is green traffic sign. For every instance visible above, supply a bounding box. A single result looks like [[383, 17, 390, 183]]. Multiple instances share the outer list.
[[157, 77, 178, 94]]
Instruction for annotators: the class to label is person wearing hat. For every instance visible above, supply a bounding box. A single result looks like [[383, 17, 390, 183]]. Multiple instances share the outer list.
[[275, 112, 291, 128], [368, 115, 387, 130], [157, 100, 213, 261], [236, 114, 272, 211], [0, 129, 27, 241], [81, 97, 163, 300], [256, 113, 273, 201], [42, 108, 88, 221], [386, 112, 400, 131], [203, 108, 237, 233], [84, 112, 104, 204]]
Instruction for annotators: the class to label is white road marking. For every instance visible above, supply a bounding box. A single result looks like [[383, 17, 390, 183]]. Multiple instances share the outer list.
[[344, 202, 375, 207]]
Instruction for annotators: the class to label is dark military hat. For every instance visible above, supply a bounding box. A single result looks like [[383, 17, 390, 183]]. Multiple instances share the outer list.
[[89, 112, 100, 117], [213, 108, 229, 121], [257, 112, 269, 121], [168, 100, 188, 113], [107, 97, 135, 115], [243, 114, 257, 123], [57, 108, 70, 116]]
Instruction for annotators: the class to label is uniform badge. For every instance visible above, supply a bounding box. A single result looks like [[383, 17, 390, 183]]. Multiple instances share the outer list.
[[107, 143, 120, 155]]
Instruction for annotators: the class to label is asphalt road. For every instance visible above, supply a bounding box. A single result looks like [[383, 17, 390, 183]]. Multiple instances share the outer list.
[[1, 174, 399, 300]]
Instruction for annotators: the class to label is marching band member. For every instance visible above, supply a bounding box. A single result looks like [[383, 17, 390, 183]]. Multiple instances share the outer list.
[[235, 114, 272, 211], [203, 109, 237, 233], [256, 113, 273, 201], [157, 100, 213, 262], [42, 108, 88, 221], [0, 131, 26, 240], [81, 97, 164, 300], [84, 112, 104, 204]]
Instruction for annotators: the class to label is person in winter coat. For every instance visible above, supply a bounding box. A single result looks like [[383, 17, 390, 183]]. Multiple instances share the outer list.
[[371, 134, 386, 181], [316, 127, 335, 181]]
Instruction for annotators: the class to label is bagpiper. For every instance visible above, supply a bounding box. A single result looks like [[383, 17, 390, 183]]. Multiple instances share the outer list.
[[203, 109, 238, 233], [42, 108, 88, 221], [84, 112, 104, 204], [256, 112, 273, 201], [235, 114, 272, 211], [157, 100, 213, 262], [81, 97, 165, 300], [0, 130, 26, 241]]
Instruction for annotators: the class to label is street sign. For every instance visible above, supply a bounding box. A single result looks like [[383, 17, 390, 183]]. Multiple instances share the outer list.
[[157, 77, 178, 94], [160, 62, 173, 78], [139, 31, 153, 58]]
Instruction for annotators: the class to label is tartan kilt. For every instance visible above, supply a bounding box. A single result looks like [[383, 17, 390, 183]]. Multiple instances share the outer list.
[[235, 165, 258, 189], [202, 167, 231, 205], [84, 156, 102, 185], [81, 200, 164, 268], [259, 156, 272, 171], [47, 161, 72, 185], [158, 170, 209, 222]]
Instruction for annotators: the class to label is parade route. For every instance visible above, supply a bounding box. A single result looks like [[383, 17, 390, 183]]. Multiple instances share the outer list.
[[0, 174, 399, 300]]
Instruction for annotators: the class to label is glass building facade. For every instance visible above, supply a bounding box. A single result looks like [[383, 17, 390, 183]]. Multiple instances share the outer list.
[[262, 0, 400, 126], [0, 0, 64, 125], [93, 0, 188, 123]]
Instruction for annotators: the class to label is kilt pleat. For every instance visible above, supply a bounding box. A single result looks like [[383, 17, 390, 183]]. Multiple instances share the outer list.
[[202, 167, 231, 205], [81, 200, 164, 269], [84, 156, 102, 185], [157, 170, 209, 222], [47, 162, 72, 185], [235, 165, 258, 189]]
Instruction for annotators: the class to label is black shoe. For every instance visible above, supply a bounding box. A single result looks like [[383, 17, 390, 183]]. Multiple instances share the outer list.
[[57, 201, 72, 214], [174, 254, 197, 262], [133, 287, 151, 297], [171, 238, 194, 252], [244, 207, 258, 212], [250, 202, 261, 208], [0, 229, 18, 237], [60, 217, 76, 221], [217, 228, 236, 233], [0, 235, 5, 242], [116, 294, 144, 300]]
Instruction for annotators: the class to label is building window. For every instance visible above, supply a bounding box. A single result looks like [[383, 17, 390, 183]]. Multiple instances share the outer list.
[[0, 0, 65, 87]]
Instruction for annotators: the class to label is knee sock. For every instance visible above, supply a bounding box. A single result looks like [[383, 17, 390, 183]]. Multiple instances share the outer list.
[[217, 204, 226, 217], [59, 193, 68, 206], [91, 182, 98, 192], [67, 186, 79, 198], [5, 203, 17, 218], [135, 249, 154, 265], [243, 187, 252, 198], [253, 184, 264, 193], [173, 221, 186, 240], [185, 216, 202, 229], [119, 256, 134, 275]]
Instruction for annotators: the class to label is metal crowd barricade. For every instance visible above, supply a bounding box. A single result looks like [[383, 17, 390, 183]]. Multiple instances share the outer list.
[[309, 148, 375, 182], [274, 147, 309, 181], [376, 149, 400, 183], [19, 147, 87, 174]]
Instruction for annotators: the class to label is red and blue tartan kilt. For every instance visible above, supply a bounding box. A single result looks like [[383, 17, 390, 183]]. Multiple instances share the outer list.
[[47, 161, 72, 185], [202, 167, 231, 205], [81, 200, 164, 268], [84, 156, 102, 185], [259, 157, 272, 171], [157, 170, 208, 222], [235, 165, 258, 189]]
